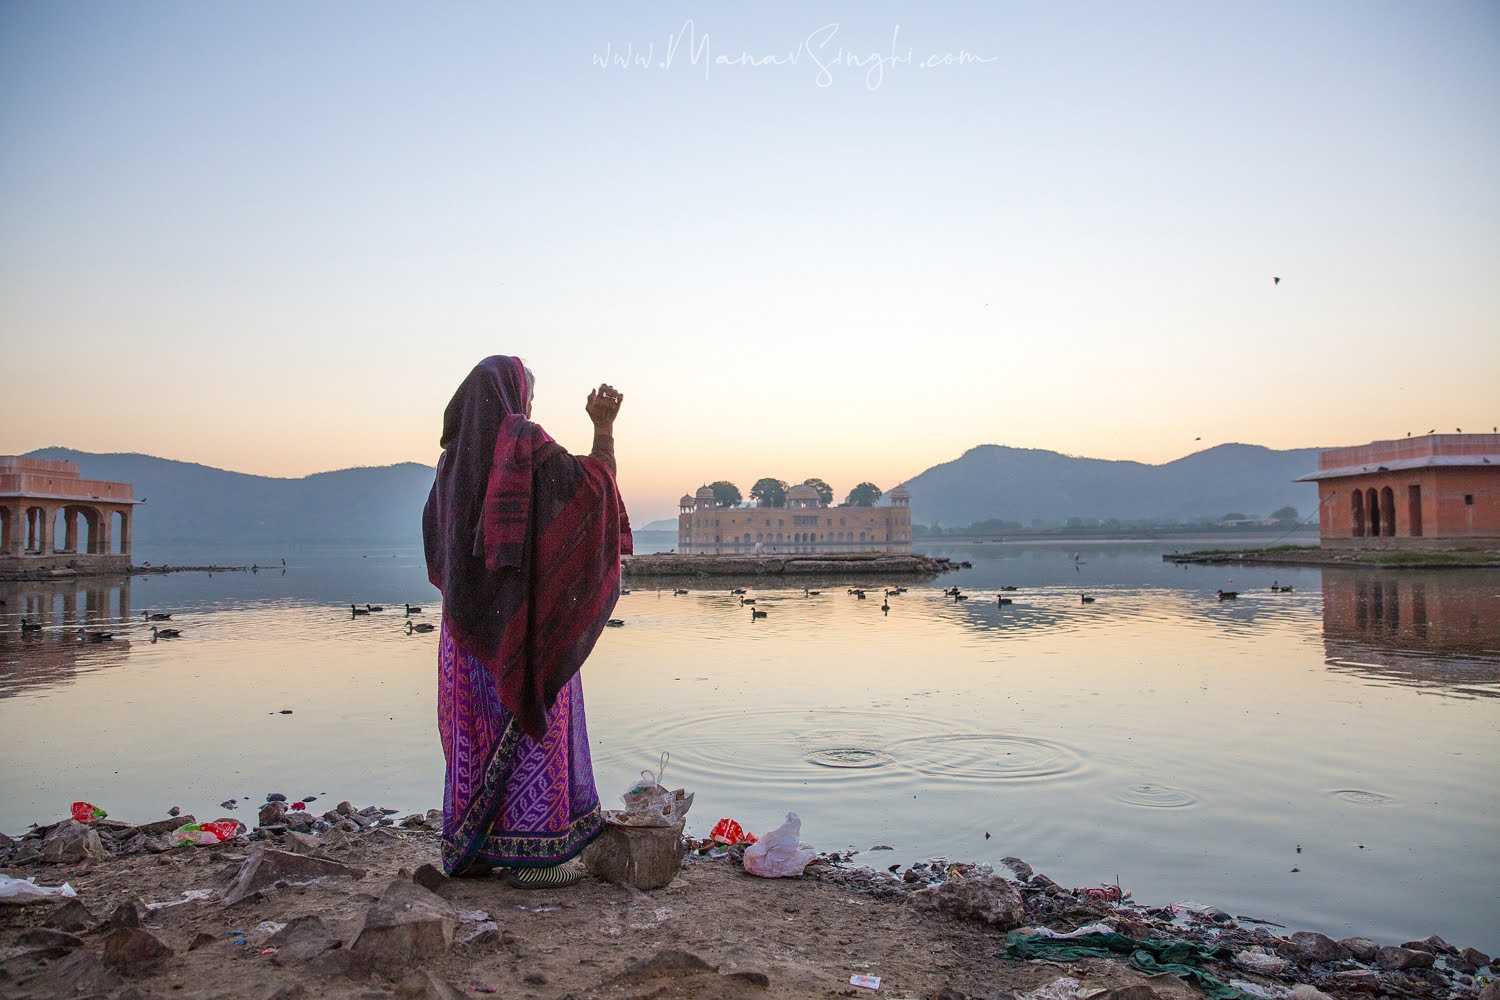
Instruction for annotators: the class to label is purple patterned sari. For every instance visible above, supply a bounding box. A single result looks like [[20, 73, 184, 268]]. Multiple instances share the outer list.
[[438, 621, 602, 873]]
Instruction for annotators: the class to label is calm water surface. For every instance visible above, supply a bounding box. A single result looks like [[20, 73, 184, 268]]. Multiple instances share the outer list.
[[2, 538, 1496, 950]]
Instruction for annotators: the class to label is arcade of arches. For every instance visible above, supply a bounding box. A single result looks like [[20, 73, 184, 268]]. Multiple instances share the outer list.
[[0, 457, 139, 575], [1300, 435, 1500, 548]]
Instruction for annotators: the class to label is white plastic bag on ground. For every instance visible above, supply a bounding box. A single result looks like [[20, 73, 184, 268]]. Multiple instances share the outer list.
[[742, 811, 816, 878], [0, 874, 78, 904]]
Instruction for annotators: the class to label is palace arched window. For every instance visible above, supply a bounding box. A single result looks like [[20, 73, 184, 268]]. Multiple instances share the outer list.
[[1351, 489, 1365, 537], [1380, 487, 1396, 536]]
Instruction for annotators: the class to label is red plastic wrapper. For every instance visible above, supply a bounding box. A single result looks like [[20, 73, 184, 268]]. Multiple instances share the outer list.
[[71, 802, 107, 824], [291, 802, 306, 810], [709, 818, 757, 845], [197, 820, 241, 841]]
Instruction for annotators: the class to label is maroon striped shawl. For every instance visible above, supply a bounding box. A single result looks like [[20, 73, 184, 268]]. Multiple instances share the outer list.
[[423, 356, 631, 740]]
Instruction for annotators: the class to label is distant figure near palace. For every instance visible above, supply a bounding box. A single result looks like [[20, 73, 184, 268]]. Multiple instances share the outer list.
[[0, 457, 141, 575], [678, 483, 912, 555], [1297, 434, 1500, 548]]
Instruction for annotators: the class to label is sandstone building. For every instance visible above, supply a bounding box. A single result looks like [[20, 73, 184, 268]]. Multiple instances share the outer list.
[[1297, 434, 1499, 548], [0, 456, 140, 575], [678, 483, 912, 555]]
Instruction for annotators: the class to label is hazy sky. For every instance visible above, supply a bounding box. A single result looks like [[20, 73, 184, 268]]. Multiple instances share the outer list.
[[2, 2, 1497, 522]]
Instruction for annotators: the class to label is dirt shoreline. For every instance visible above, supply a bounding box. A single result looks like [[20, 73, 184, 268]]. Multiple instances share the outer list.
[[2, 806, 1493, 1000]]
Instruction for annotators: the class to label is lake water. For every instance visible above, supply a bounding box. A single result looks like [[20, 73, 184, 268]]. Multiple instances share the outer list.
[[2, 537, 1497, 952]]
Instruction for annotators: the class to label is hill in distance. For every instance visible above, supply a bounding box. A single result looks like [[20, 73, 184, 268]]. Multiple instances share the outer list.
[[26, 448, 436, 546], [903, 442, 1323, 527]]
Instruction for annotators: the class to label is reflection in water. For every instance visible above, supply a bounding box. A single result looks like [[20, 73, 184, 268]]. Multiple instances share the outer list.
[[0, 577, 135, 697], [1322, 570, 1500, 698]]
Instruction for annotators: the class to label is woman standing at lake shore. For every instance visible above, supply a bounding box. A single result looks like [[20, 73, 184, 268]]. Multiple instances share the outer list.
[[422, 355, 630, 885]]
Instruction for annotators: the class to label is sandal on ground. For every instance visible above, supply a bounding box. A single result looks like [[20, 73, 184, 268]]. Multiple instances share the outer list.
[[502, 862, 584, 889]]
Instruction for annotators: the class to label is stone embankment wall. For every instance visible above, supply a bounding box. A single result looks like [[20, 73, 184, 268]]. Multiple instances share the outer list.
[[0, 554, 133, 580], [623, 553, 960, 577]]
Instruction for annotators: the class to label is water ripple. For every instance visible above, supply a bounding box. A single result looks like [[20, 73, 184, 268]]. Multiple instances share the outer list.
[[885, 733, 1083, 782], [1113, 783, 1198, 809]]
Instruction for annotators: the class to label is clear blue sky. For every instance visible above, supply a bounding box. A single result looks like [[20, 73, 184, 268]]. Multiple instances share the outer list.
[[2, 2, 1496, 521]]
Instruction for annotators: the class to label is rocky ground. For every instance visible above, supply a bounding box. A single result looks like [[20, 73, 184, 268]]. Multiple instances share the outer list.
[[1, 803, 1494, 1000]]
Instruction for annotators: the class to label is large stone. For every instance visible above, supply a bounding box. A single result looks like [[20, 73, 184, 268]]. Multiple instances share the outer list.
[[412, 863, 447, 893], [1459, 946, 1491, 969], [106, 900, 144, 928], [266, 914, 340, 961], [1480, 980, 1500, 1000], [102, 926, 172, 970], [1338, 936, 1379, 962], [259, 801, 288, 828], [345, 878, 459, 978], [1288, 931, 1348, 963], [121, 816, 195, 839], [1402, 934, 1458, 956], [43, 898, 97, 932], [906, 875, 1025, 928], [1376, 945, 1435, 970], [37, 820, 106, 864], [320, 827, 356, 851], [222, 844, 365, 905], [583, 819, 686, 890], [1330, 969, 1380, 989], [280, 831, 323, 856]]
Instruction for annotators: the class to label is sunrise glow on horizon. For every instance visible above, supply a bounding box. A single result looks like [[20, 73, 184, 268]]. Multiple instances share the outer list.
[[2, 4, 1496, 523]]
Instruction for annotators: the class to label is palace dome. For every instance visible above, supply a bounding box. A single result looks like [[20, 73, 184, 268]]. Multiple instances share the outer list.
[[695, 485, 716, 500], [679, 494, 696, 506]]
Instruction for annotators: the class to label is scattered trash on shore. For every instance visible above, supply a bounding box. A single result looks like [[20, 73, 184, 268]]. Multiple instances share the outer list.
[[0, 798, 1492, 1000]]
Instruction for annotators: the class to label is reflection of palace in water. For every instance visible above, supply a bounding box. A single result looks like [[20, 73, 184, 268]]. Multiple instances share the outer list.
[[0, 576, 134, 697], [1322, 569, 1500, 696]]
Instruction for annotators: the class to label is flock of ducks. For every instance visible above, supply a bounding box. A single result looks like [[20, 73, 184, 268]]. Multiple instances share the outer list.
[[653, 578, 1297, 620], [348, 602, 439, 634], [18, 608, 185, 643], [1216, 582, 1294, 601]]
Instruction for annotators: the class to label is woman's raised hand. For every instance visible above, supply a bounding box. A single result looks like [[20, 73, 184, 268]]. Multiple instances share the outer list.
[[586, 383, 623, 430]]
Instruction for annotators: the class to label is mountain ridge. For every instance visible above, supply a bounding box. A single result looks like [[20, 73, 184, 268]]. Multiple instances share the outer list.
[[19, 442, 1325, 546], [901, 441, 1322, 526]]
